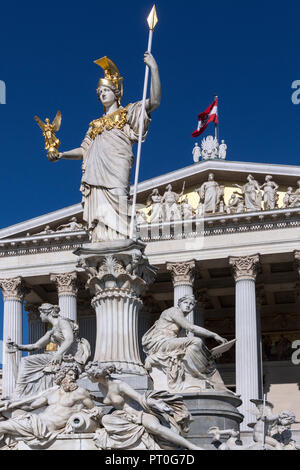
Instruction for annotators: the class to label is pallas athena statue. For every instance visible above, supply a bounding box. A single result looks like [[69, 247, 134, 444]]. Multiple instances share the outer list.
[[52, 54, 161, 242]]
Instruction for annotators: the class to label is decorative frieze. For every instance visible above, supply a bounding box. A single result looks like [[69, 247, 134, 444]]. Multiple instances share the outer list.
[[229, 254, 260, 282], [166, 260, 195, 287], [0, 277, 29, 301]]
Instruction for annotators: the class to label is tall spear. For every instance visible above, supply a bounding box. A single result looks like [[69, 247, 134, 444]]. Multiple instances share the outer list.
[[129, 5, 159, 239]]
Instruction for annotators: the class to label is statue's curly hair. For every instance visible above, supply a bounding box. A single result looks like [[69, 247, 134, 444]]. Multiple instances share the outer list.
[[55, 364, 80, 385], [38, 303, 60, 318], [85, 361, 120, 380]]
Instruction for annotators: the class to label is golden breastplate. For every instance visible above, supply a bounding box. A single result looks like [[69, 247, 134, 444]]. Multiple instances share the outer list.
[[88, 106, 129, 140]]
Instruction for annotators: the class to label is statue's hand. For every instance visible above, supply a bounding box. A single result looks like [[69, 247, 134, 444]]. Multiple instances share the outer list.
[[6, 341, 19, 353], [214, 334, 228, 345], [48, 151, 62, 163], [144, 51, 157, 69]]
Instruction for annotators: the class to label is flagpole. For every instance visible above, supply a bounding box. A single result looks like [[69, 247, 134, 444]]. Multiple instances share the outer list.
[[214, 94, 218, 142], [129, 6, 158, 240]]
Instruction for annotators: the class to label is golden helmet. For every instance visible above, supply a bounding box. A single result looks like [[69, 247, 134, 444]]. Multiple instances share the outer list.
[[94, 56, 123, 101]]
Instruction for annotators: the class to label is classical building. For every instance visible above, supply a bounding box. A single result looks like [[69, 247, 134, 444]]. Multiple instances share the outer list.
[[1, 155, 300, 438]]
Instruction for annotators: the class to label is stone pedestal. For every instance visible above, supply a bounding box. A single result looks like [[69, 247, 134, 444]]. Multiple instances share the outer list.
[[229, 254, 261, 431], [182, 392, 243, 449], [167, 260, 195, 326], [0, 277, 28, 399], [74, 240, 157, 376], [50, 272, 78, 321]]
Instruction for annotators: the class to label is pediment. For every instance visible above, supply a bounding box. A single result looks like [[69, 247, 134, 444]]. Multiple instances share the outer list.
[[1, 159, 300, 241]]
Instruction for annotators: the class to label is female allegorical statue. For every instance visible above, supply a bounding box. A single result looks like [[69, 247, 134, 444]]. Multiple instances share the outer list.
[[234, 174, 262, 212], [9, 303, 91, 399], [86, 363, 202, 450], [53, 54, 161, 242], [142, 295, 233, 394]]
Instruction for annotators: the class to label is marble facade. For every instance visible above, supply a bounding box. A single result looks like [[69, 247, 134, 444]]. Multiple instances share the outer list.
[[1, 159, 300, 444]]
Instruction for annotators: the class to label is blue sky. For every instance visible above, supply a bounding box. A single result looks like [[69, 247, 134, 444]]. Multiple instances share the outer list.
[[0, 0, 300, 345]]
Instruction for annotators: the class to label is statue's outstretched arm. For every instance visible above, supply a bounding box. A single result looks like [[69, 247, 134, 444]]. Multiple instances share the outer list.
[[173, 311, 227, 343], [58, 147, 84, 161], [144, 52, 161, 113], [17, 330, 52, 352]]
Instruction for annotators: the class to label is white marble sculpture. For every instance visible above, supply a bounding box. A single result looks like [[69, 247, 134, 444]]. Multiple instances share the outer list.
[[147, 188, 164, 223], [181, 196, 194, 219], [201, 135, 219, 160], [56, 217, 84, 232], [0, 365, 102, 450], [85, 362, 202, 450], [234, 175, 262, 212], [283, 180, 300, 208], [142, 295, 234, 394], [283, 187, 295, 207], [208, 427, 242, 450], [248, 399, 300, 450], [196, 173, 221, 214], [218, 140, 227, 160], [161, 184, 184, 221], [226, 192, 245, 214], [51, 53, 161, 242], [260, 175, 279, 210], [8, 303, 91, 399], [192, 143, 201, 163], [136, 209, 148, 225], [209, 402, 299, 451]]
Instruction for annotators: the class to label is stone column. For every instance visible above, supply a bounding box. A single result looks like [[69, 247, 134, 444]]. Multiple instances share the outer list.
[[228, 254, 260, 431], [294, 251, 300, 277], [25, 303, 46, 354], [166, 260, 196, 325], [75, 241, 157, 376], [194, 288, 208, 328], [0, 277, 28, 399], [50, 272, 78, 321]]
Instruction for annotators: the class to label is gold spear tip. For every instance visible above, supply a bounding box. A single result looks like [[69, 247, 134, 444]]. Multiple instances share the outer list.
[[147, 5, 158, 31]]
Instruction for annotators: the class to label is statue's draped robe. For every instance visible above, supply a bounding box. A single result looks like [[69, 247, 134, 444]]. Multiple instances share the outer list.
[[80, 102, 151, 242], [14, 325, 90, 399], [142, 307, 227, 392], [200, 181, 219, 213]]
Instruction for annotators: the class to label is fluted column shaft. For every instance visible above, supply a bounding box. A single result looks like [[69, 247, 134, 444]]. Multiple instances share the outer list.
[[25, 303, 46, 354], [0, 278, 28, 399], [50, 272, 78, 321], [92, 291, 144, 375], [229, 254, 260, 432], [167, 260, 196, 325]]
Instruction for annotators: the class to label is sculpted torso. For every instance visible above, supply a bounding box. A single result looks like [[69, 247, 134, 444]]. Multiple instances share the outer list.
[[37, 387, 93, 432]]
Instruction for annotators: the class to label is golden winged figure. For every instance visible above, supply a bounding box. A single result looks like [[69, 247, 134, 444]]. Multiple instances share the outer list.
[[34, 110, 62, 161]]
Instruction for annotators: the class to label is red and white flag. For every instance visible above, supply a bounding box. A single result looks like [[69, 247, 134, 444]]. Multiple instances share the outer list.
[[192, 97, 218, 137]]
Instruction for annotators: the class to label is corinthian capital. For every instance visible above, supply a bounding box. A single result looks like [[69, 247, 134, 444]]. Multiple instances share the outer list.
[[229, 254, 260, 282], [50, 272, 78, 296], [0, 277, 29, 301], [166, 260, 196, 287]]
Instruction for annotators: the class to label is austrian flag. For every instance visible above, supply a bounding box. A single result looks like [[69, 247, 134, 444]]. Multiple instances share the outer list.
[[192, 97, 218, 137]]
